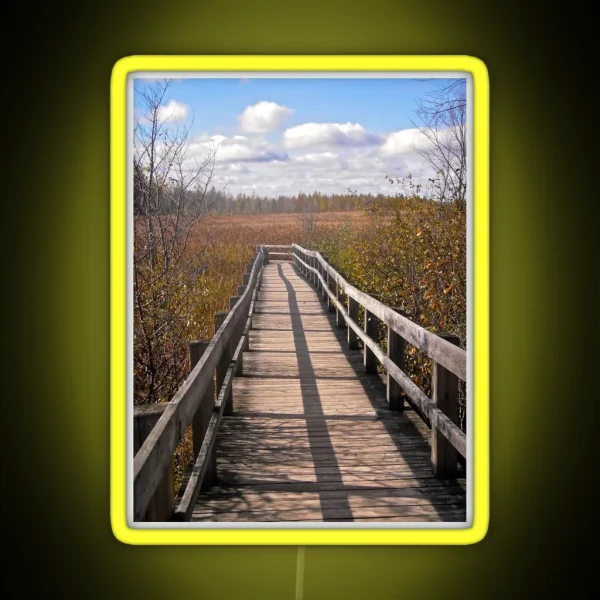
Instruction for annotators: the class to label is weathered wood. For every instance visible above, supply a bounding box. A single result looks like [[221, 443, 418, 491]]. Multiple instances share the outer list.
[[291, 245, 466, 381], [141, 254, 466, 523], [133, 403, 173, 521], [387, 308, 407, 411], [347, 296, 360, 350], [233, 329, 245, 376], [134, 252, 262, 519], [364, 305, 379, 374], [432, 334, 460, 477], [192, 504, 465, 522], [243, 273, 250, 286], [320, 257, 328, 300], [335, 276, 346, 329], [215, 311, 233, 416], [243, 318, 251, 352], [237, 285, 247, 296], [327, 274, 336, 313], [133, 403, 168, 455], [186, 262, 466, 522], [174, 339, 243, 520], [189, 340, 216, 485], [290, 256, 466, 456]]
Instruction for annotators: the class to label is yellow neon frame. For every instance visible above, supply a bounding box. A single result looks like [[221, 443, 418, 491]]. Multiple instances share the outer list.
[[111, 55, 489, 545]]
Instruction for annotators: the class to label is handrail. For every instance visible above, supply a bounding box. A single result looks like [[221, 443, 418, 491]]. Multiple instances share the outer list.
[[291, 244, 466, 380], [133, 249, 264, 520], [290, 243, 467, 465], [134, 242, 467, 521], [173, 286, 261, 521]]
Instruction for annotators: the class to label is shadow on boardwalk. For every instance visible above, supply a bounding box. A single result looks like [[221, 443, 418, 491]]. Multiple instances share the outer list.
[[197, 262, 466, 522]]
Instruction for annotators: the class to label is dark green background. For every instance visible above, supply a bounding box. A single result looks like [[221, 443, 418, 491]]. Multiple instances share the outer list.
[[5, 1, 592, 597]]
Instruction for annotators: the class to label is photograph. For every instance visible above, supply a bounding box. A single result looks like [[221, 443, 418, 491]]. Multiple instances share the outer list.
[[113, 57, 485, 542]]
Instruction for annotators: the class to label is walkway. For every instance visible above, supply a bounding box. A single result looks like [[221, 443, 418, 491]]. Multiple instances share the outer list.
[[190, 261, 467, 522]]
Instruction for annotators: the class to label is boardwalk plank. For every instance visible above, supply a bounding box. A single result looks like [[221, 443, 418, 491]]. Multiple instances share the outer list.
[[190, 262, 466, 523]]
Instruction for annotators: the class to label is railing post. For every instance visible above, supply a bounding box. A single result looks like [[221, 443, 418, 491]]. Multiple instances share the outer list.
[[242, 272, 250, 286], [364, 303, 380, 374], [336, 272, 347, 328], [243, 315, 251, 352], [347, 296, 360, 349], [133, 404, 174, 521], [327, 276, 336, 313], [229, 294, 244, 350], [257, 254, 264, 289], [316, 256, 322, 291], [236, 327, 245, 375], [320, 255, 328, 301], [387, 308, 407, 411], [255, 247, 263, 283], [431, 333, 461, 477], [189, 340, 217, 488], [214, 311, 233, 416]]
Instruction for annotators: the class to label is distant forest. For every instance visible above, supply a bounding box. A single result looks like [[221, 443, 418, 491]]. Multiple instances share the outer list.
[[134, 170, 410, 217], [201, 188, 407, 215]]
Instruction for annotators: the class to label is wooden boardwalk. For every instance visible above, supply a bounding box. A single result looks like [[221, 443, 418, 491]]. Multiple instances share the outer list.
[[190, 261, 466, 522]]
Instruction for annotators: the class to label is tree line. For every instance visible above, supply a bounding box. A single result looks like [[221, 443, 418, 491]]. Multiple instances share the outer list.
[[134, 178, 415, 217]]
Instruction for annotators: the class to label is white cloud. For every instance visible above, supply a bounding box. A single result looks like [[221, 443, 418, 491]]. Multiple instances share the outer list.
[[209, 142, 441, 198], [156, 99, 189, 123], [238, 101, 294, 133], [379, 128, 435, 156], [186, 133, 289, 165], [293, 152, 339, 164], [380, 126, 464, 157], [175, 128, 447, 199], [283, 122, 382, 149]]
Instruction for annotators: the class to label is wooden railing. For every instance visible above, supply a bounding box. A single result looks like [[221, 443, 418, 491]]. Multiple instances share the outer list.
[[132, 242, 467, 522], [133, 246, 266, 521], [260, 244, 293, 261], [290, 243, 467, 478]]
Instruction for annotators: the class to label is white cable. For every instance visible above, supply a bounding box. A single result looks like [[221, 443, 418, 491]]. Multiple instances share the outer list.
[[295, 546, 306, 600]]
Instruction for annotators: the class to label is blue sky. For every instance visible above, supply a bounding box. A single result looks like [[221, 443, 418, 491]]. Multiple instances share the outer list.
[[134, 77, 466, 197]]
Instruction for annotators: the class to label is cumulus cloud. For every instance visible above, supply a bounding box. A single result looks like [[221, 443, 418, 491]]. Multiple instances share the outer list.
[[156, 99, 189, 123], [293, 152, 339, 164], [283, 122, 382, 149], [178, 127, 445, 198], [187, 133, 289, 165], [238, 101, 294, 133], [379, 128, 434, 156], [212, 141, 442, 198], [380, 126, 463, 157]]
